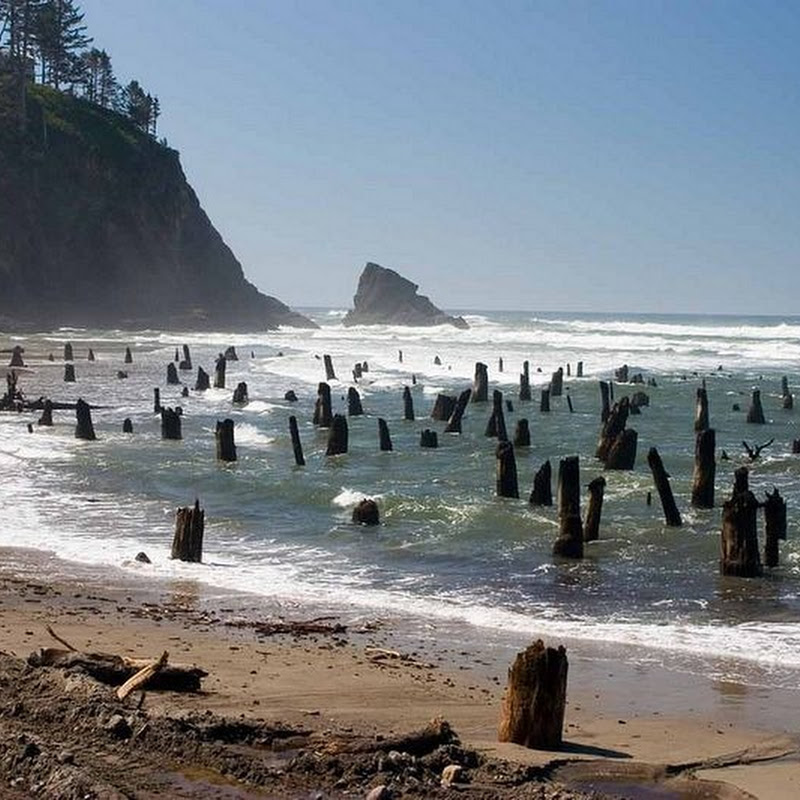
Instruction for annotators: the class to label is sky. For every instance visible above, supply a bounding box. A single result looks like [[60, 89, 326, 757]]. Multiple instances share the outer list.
[[80, 0, 800, 314]]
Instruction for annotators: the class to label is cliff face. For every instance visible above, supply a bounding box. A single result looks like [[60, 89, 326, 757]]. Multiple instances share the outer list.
[[0, 85, 315, 331], [343, 263, 468, 329]]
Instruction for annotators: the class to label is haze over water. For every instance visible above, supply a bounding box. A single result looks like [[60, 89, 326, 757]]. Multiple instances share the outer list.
[[2, 310, 799, 688]]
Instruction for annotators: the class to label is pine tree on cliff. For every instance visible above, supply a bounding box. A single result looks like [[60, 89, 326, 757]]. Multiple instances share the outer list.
[[31, 0, 90, 89], [78, 46, 115, 107]]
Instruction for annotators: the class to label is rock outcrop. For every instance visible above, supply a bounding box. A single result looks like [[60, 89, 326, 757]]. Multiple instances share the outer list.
[[0, 84, 315, 331], [343, 263, 468, 329]]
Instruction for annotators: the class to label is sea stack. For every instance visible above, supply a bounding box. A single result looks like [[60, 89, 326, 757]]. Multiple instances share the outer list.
[[342, 262, 468, 328]]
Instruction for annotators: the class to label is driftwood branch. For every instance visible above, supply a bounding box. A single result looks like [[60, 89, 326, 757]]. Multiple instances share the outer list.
[[742, 438, 774, 461], [46, 625, 77, 652], [117, 651, 169, 700]]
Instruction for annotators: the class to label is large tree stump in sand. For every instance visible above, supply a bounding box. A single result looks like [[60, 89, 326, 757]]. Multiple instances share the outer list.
[[444, 389, 471, 433], [691, 429, 715, 509], [326, 414, 349, 455], [64, 364, 76, 382], [166, 363, 180, 385], [172, 499, 204, 562], [513, 418, 530, 447], [529, 460, 552, 506], [746, 389, 765, 424], [584, 476, 606, 542], [75, 398, 96, 441], [695, 387, 709, 432], [347, 386, 364, 416], [289, 415, 305, 466], [161, 408, 182, 440], [763, 488, 786, 568], [553, 457, 583, 558], [378, 418, 393, 451], [215, 419, 237, 462], [472, 362, 488, 403], [431, 393, 457, 421], [313, 382, 333, 428], [496, 441, 519, 498], [519, 361, 531, 401], [403, 386, 415, 421], [498, 640, 568, 750], [647, 447, 682, 526], [720, 471, 761, 577], [214, 355, 226, 389]]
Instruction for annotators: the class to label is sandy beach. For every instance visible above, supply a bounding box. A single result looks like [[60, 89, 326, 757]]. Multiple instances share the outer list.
[[1, 547, 797, 799]]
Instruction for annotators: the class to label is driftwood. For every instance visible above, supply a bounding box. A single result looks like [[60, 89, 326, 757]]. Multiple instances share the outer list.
[[117, 651, 169, 700], [742, 438, 774, 461], [326, 718, 455, 757], [289, 415, 305, 466], [647, 447, 682, 526], [529, 460, 552, 506], [378, 418, 393, 451], [226, 617, 347, 638], [444, 388, 471, 434]]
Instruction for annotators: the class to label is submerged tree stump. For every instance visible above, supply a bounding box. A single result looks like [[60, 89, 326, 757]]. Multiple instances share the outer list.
[[530, 460, 553, 506], [166, 363, 180, 385], [87, 348, 95, 362], [161, 408, 182, 440], [403, 386, 415, 421], [647, 447, 682, 526], [472, 362, 488, 403], [498, 640, 568, 750], [596, 397, 629, 463], [485, 390, 508, 441], [179, 344, 192, 371], [284, 390, 298, 403], [444, 388, 471, 434], [323, 354, 336, 381], [347, 386, 364, 416], [122, 418, 133, 433], [313, 382, 333, 428], [781, 376, 793, 410], [763, 488, 786, 568], [153, 388, 161, 414], [431, 393, 457, 421], [232, 382, 249, 405], [520, 361, 532, 401], [326, 414, 349, 455], [691, 429, 716, 509], [420, 429, 438, 448], [577, 361, 583, 378], [64, 364, 76, 383], [8, 346, 24, 367], [215, 419, 237, 462], [214, 355, 226, 389], [64, 343, 73, 362], [37, 400, 53, 427], [513, 418, 530, 447], [720, 472, 761, 577], [553, 456, 583, 558], [378, 418, 393, 451], [599, 381, 611, 423], [540, 388, 550, 413], [496, 441, 519, 498], [224, 346, 238, 362], [605, 428, 638, 470], [288, 415, 305, 466], [172, 500, 204, 562], [694, 387, 709, 432], [195, 367, 210, 391], [352, 499, 380, 525], [124, 346, 133, 364], [75, 398, 96, 441], [746, 389, 765, 424], [584, 476, 606, 542], [550, 367, 564, 397], [615, 364, 629, 383]]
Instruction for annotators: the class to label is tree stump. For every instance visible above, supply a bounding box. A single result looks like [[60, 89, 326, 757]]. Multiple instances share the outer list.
[[398, 349, 403, 363], [720, 473, 761, 577], [498, 356, 504, 373], [746, 389, 765, 424], [64, 364, 76, 382], [584, 476, 606, 542], [284, 390, 298, 402], [694, 387, 709, 432], [232, 382, 249, 405], [444, 389, 471, 433], [496, 441, 519, 498], [605, 428, 637, 470], [529, 460, 552, 506], [691, 429, 715, 508], [122, 418, 133, 433], [172, 500, 204, 562], [313, 382, 333, 428], [75, 399, 96, 441], [174, 348, 180, 362], [161, 408, 182, 440], [763, 488, 786, 568], [647, 447, 682, 526], [288, 415, 305, 466], [166, 363, 180, 385], [353, 362, 363, 381], [195, 367, 210, 391], [599, 381, 611, 422], [347, 387, 364, 416], [378, 418, 393, 451], [631, 391, 649, 410], [553, 456, 583, 558], [224, 346, 238, 362], [540, 388, 550, 413], [615, 364, 629, 383], [485, 390, 508, 441], [566, 363, 571, 377], [64, 343, 73, 361], [513, 419, 530, 447], [215, 419, 237, 462], [352, 499, 380, 525], [124, 346, 133, 364], [87, 348, 95, 362], [214, 355, 226, 389], [181, 386, 189, 398], [420, 429, 438, 448], [596, 397, 629, 462], [472, 362, 488, 403], [550, 367, 563, 397], [577, 362, 583, 378], [179, 344, 192, 371], [566, 394, 574, 413], [403, 386, 415, 421], [153, 387, 161, 414], [37, 400, 53, 427], [323, 354, 336, 381], [431, 394, 457, 421], [326, 414, 349, 455], [8, 346, 24, 367], [520, 361, 532, 401], [498, 640, 568, 750]]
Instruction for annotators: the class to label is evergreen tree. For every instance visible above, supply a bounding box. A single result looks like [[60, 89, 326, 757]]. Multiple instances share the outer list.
[[32, 0, 90, 89]]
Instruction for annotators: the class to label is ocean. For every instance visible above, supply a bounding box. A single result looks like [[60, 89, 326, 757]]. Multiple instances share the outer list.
[[2, 310, 799, 689]]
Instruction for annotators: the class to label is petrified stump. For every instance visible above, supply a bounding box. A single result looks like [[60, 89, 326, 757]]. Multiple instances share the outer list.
[[540, 388, 550, 413], [326, 414, 349, 455], [124, 346, 133, 364], [378, 418, 393, 451], [161, 408, 182, 440], [691, 429, 715, 509], [513, 419, 530, 447], [75, 398, 96, 441], [605, 428, 637, 470], [9, 345, 24, 367], [553, 456, 583, 558], [172, 499, 204, 562], [224, 346, 238, 361], [498, 640, 567, 750], [496, 441, 519, 498], [584, 476, 606, 542], [232, 382, 249, 405], [64, 364, 76, 382], [431, 393, 457, 422], [520, 361, 531, 401], [122, 418, 133, 434], [720, 472, 761, 577], [596, 397, 629, 462], [166, 363, 180, 385], [313, 382, 333, 428], [215, 419, 237, 462], [347, 386, 364, 416], [420, 429, 438, 448], [746, 389, 765, 424], [214, 355, 226, 389], [153, 387, 161, 414], [289, 415, 305, 466], [599, 381, 611, 423], [485, 390, 508, 441], [195, 367, 210, 391], [550, 367, 563, 397], [64, 342, 73, 361], [352, 499, 380, 525], [323, 354, 336, 381], [530, 460, 552, 506], [444, 388, 471, 434], [179, 344, 192, 371], [472, 362, 488, 403], [647, 447, 682, 527], [403, 386, 415, 421], [694, 387, 709, 432], [37, 400, 53, 427], [763, 488, 786, 568]]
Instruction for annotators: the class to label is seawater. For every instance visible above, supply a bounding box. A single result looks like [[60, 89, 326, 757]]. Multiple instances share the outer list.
[[1, 311, 799, 688]]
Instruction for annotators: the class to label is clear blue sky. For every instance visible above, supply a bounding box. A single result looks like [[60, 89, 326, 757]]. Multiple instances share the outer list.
[[81, 0, 800, 314]]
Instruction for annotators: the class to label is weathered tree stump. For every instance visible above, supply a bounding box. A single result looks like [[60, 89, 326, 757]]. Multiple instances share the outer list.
[[577, 361, 583, 378], [540, 388, 550, 413], [117, 370, 128, 380], [647, 447, 682, 526], [122, 418, 133, 433], [631, 391, 649, 410], [174, 348, 180, 362], [353, 362, 363, 381], [520, 361, 532, 401], [550, 367, 563, 397], [444, 388, 471, 433], [485, 390, 508, 441], [75, 398, 96, 441], [599, 381, 611, 422], [496, 441, 519, 498], [420, 429, 438, 448], [584, 476, 606, 542], [181, 386, 189, 398], [224, 346, 238, 362], [615, 364, 629, 383], [529, 460, 552, 506], [720, 471, 761, 577], [232, 382, 249, 405], [566, 394, 574, 413], [323, 354, 336, 381], [166, 363, 180, 385], [472, 362, 489, 403], [161, 408, 182, 440], [352, 499, 380, 525], [596, 397, 629, 462], [398, 349, 403, 363], [746, 389, 765, 424], [605, 428, 638, 470], [284, 390, 298, 402], [498, 640, 567, 750], [214, 355, 226, 389], [506, 399, 514, 412], [763, 488, 786, 568], [195, 367, 210, 391], [171, 499, 204, 562], [64, 364, 76, 382], [347, 386, 364, 416], [179, 344, 192, 371], [403, 386, 415, 421], [780, 376, 793, 409], [691, 429, 715, 509], [566, 364, 571, 377], [513, 418, 530, 447], [431, 393, 457, 421], [313, 382, 333, 428], [378, 418, 393, 451], [553, 456, 583, 558], [8, 345, 24, 367], [326, 414, 349, 455], [87, 348, 95, 362], [124, 346, 133, 364], [153, 387, 161, 414], [498, 356, 504, 373], [37, 400, 53, 427], [288, 415, 305, 466], [695, 387, 709, 432], [215, 419, 237, 462], [64, 343, 73, 362], [793, 439, 800, 454]]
